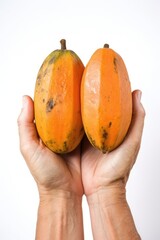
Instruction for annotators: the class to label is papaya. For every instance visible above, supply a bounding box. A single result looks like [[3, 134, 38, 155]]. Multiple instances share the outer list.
[[81, 44, 132, 153], [34, 39, 84, 153]]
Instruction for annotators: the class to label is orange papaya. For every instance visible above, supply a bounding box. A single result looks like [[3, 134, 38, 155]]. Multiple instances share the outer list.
[[34, 39, 84, 153], [81, 44, 132, 153]]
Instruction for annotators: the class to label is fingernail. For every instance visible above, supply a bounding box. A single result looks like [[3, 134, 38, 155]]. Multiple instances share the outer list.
[[137, 91, 142, 101]]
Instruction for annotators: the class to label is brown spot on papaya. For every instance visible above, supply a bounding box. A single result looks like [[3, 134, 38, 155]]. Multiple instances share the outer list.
[[63, 141, 68, 152], [46, 98, 55, 112], [54, 142, 69, 154], [113, 57, 118, 73], [37, 74, 42, 85], [101, 128, 108, 139], [108, 122, 112, 128], [100, 127, 108, 154], [45, 139, 55, 146]]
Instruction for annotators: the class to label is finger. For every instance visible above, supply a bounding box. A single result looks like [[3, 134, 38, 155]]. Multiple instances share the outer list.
[[123, 89, 146, 150], [17, 95, 39, 158]]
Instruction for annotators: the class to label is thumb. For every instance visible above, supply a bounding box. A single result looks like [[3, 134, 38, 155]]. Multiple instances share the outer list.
[[123, 90, 146, 151], [17, 95, 39, 158]]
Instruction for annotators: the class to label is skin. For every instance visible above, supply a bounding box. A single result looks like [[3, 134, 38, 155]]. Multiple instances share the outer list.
[[17, 89, 145, 240]]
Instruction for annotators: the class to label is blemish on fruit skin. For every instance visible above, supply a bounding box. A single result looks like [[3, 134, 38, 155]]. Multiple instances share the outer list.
[[46, 98, 55, 112], [63, 141, 68, 152], [48, 141, 69, 154], [87, 132, 96, 147], [46, 139, 55, 146], [100, 127, 108, 154], [102, 128, 108, 139], [108, 122, 112, 128], [37, 74, 42, 85], [113, 57, 118, 73]]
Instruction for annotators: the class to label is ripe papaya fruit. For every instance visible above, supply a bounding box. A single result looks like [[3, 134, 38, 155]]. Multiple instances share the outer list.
[[34, 39, 84, 153], [81, 44, 132, 153]]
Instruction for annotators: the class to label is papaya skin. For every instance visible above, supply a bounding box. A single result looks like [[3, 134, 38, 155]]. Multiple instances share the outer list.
[[81, 44, 132, 153], [34, 39, 85, 153]]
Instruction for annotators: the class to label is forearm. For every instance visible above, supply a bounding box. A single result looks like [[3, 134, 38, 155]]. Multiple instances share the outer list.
[[87, 188, 141, 240], [36, 190, 84, 240]]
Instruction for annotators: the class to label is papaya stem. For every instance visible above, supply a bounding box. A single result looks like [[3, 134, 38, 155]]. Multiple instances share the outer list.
[[104, 43, 109, 48], [60, 39, 66, 50]]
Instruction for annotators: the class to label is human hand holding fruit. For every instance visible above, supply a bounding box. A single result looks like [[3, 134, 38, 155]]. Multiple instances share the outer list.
[[17, 95, 84, 240], [81, 90, 145, 197], [18, 40, 145, 239], [81, 89, 145, 239]]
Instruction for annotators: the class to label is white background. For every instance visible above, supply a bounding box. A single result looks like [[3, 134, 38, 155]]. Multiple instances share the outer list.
[[0, 0, 160, 239]]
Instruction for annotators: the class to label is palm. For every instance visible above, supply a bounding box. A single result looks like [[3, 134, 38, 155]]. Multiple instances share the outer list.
[[81, 136, 138, 196], [28, 142, 83, 196], [18, 96, 83, 197], [81, 91, 145, 196]]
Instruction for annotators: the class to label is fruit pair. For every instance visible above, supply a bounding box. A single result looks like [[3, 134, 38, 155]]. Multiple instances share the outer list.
[[34, 39, 132, 154]]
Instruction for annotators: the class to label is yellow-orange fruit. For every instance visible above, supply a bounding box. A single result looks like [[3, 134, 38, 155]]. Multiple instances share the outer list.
[[34, 39, 85, 153], [81, 44, 132, 153]]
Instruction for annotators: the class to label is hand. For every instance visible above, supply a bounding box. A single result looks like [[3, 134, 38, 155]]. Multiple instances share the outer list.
[[80, 89, 145, 240], [18, 96, 85, 239], [81, 90, 145, 197], [17, 96, 83, 198]]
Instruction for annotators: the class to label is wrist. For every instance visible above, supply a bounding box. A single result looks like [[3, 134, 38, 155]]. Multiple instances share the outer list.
[[87, 185, 126, 207], [38, 188, 82, 212], [36, 189, 83, 240], [86, 187, 141, 240]]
